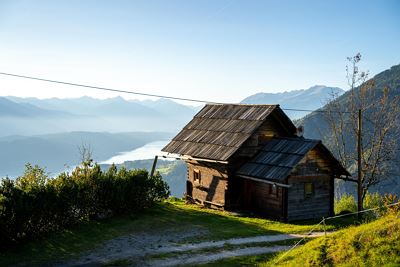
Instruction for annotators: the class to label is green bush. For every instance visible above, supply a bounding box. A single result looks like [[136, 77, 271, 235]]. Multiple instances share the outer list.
[[0, 162, 169, 250], [334, 192, 390, 216], [334, 193, 357, 215], [363, 192, 383, 210]]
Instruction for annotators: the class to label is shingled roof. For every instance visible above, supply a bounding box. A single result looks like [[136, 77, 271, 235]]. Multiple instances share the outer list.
[[237, 137, 350, 181], [162, 104, 295, 161]]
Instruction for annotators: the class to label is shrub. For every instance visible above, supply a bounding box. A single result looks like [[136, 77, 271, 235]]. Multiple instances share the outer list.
[[334, 192, 398, 216], [334, 193, 357, 215], [383, 193, 399, 214], [363, 192, 383, 210], [0, 162, 169, 250]]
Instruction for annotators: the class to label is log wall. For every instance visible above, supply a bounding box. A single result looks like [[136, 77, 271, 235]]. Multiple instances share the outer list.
[[186, 161, 228, 208]]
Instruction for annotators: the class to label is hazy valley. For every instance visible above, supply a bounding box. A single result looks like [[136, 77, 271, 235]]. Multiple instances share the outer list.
[[1, 85, 339, 180], [1, 79, 399, 196]]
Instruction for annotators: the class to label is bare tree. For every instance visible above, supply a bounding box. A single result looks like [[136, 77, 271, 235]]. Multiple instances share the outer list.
[[325, 53, 399, 207], [78, 143, 94, 168]]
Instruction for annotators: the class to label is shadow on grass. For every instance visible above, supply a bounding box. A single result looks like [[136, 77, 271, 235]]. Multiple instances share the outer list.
[[0, 199, 360, 267], [293, 214, 361, 228]]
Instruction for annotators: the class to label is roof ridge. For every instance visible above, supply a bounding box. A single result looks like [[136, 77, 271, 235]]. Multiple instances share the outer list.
[[179, 128, 253, 134], [272, 136, 321, 143], [204, 104, 280, 107], [192, 116, 271, 121], [169, 140, 240, 148]]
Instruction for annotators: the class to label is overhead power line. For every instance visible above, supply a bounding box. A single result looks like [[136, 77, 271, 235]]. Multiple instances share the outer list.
[[0, 72, 222, 104], [0, 71, 350, 113]]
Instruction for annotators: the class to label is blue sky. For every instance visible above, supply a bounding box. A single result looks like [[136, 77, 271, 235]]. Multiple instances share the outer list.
[[0, 0, 399, 103]]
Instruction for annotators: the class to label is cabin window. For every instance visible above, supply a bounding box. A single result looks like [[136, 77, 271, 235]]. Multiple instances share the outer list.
[[304, 182, 314, 198], [258, 134, 274, 144], [193, 169, 201, 183], [269, 184, 278, 196]]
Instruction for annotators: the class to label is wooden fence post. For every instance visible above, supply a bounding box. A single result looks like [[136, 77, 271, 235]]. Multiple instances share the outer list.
[[150, 155, 158, 177]]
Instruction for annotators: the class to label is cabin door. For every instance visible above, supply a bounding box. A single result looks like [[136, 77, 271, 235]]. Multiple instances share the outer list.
[[242, 179, 282, 218], [186, 180, 193, 198]]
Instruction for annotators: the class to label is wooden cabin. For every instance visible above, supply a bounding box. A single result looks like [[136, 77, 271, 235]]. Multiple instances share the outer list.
[[162, 104, 350, 221]]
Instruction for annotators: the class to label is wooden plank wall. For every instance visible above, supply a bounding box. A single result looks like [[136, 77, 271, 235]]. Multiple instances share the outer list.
[[242, 179, 284, 219], [186, 161, 228, 208], [287, 175, 331, 221], [287, 147, 334, 221], [291, 148, 333, 176]]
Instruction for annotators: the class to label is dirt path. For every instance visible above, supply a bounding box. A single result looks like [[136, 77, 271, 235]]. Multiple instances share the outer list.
[[58, 227, 208, 266], [59, 231, 327, 266], [148, 245, 292, 266]]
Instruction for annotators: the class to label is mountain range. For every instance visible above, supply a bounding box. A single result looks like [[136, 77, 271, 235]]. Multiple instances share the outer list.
[[0, 97, 72, 118], [241, 85, 345, 119], [1, 66, 399, 197], [0, 85, 345, 180], [0, 97, 198, 137], [1, 86, 343, 137]]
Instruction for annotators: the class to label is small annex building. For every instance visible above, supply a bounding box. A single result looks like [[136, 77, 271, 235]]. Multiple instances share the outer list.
[[162, 104, 350, 221]]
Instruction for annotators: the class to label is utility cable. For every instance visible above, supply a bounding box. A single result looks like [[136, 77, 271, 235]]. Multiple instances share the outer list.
[[0, 71, 353, 113]]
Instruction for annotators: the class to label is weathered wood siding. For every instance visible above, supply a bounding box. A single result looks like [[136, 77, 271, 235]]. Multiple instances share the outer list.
[[287, 175, 331, 221], [287, 147, 334, 221], [227, 115, 295, 214], [186, 161, 228, 208], [291, 147, 333, 176], [241, 179, 284, 219]]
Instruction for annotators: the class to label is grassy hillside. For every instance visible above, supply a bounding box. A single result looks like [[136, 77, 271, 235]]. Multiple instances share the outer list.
[[0, 199, 358, 267], [263, 212, 400, 266]]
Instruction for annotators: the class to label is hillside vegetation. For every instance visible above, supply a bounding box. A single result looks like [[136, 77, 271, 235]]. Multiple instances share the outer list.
[[300, 64, 400, 140], [298, 64, 400, 195], [263, 212, 400, 266], [0, 163, 169, 250]]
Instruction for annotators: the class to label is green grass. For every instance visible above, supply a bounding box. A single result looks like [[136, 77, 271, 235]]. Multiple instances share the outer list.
[[262, 212, 400, 267], [101, 258, 131, 266], [0, 198, 359, 267], [191, 253, 277, 267]]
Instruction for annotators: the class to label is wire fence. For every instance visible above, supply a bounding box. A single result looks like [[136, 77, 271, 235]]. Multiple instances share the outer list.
[[273, 200, 400, 265]]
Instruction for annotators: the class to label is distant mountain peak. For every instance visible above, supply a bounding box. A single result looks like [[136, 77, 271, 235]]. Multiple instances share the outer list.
[[241, 85, 345, 119], [0, 97, 72, 118], [309, 84, 327, 89]]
